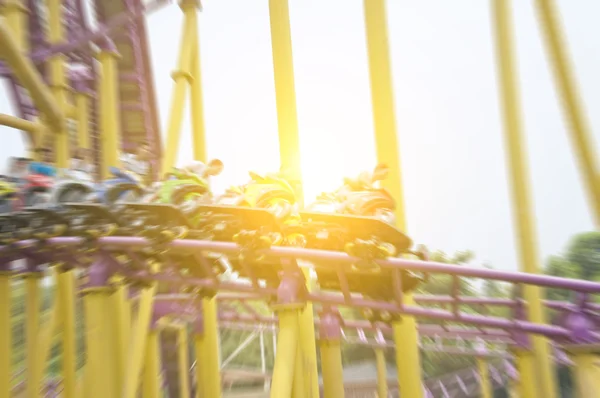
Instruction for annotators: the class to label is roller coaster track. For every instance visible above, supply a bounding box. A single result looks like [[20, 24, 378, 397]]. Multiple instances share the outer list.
[[0, 0, 163, 170], [0, 231, 596, 396]]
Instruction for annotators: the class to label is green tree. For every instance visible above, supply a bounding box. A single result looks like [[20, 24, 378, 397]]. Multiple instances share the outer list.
[[545, 231, 600, 301], [417, 249, 476, 297]]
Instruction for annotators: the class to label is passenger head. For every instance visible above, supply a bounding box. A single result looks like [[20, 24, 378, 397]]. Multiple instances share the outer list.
[[206, 159, 224, 177], [36, 148, 51, 162], [372, 163, 389, 182], [137, 142, 151, 160], [15, 157, 29, 171]]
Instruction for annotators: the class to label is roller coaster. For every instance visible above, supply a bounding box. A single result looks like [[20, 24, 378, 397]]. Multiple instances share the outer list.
[[1, 0, 600, 397]]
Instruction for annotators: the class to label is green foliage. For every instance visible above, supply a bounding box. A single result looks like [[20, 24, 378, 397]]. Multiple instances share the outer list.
[[545, 231, 600, 301]]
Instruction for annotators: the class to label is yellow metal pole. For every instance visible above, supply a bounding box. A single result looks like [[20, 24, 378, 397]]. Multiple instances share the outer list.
[[111, 283, 130, 394], [477, 358, 492, 398], [511, 348, 537, 398], [188, 4, 206, 162], [268, 0, 304, 201], [319, 342, 344, 398], [161, 0, 196, 175], [292, 342, 306, 398], [300, 270, 319, 397], [193, 331, 204, 397], [375, 348, 388, 398], [198, 297, 221, 398], [571, 353, 600, 397], [122, 283, 157, 398], [177, 326, 191, 398], [0, 21, 63, 131], [363, 2, 423, 396], [142, 329, 162, 398], [83, 286, 116, 398], [534, 0, 600, 227], [0, 268, 11, 398], [0, 114, 42, 133], [57, 269, 77, 398], [97, 39, 121, 178], [23, 270, 42, 398], [512, 348, 537, 398], [74, 90, 90, 149], [46, 0, 69, 167], [491, 2, 558, 397], [269, 1, 319, 394], [1, 0, 29, 50], [318, 310, 344, 398], [270, 310, 300, 398]]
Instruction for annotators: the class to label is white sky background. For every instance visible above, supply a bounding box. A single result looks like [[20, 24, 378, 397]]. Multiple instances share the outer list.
[[1, 0, 599, 271]]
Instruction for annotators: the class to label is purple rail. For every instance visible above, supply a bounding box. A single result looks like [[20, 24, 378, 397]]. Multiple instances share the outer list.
[[4, 236, 600, 344]]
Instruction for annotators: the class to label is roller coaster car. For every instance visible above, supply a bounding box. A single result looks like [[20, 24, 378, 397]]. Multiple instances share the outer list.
[[58, 203, 122, 237], [20, 173, 53, 208], [298, 175, 423, 300], [88, 167, 145, 206], [156, 168, 210, 205], [0, 207, 68, 242], [119, 203, 194, 236], [193, 204, 283, 284], [191, 171, 299, 281], [297, 211, 422, 300], [50, 169, 95, 204]]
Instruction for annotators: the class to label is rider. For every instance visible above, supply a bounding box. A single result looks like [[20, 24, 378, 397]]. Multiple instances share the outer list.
[[29, 148, 56, 177], [121, 141, 152, 181], [338, 163, 389, 196], [6, 157, 30, 184], [181, 159, 224, 182], [70, 148, 95, 174]]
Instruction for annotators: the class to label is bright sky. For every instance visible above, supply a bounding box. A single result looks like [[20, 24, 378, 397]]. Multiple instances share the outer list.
[[0, 0, 598, 271]]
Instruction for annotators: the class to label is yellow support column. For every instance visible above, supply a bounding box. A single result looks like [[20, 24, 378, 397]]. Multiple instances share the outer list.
[[268, 0, 304, 202], [111, 283, 130, 394], [73, 82, 91, 150], [292, 343, 306, 398], [0, 21, 63, 132], [46, 0, 70, 167], [193, 324, 204, 397], [319, 310, 345, 398], [142, 326, 162, 398], [270, 273, 305, 398], [57, 268, 77, 398], [188, 4, 206, 162], [375, 348, 388, 398], [177, 326, 191, 398], [197, 297, 221, 398], [491, 1, 557, 397], [122, 282, 158, 398], [1, 0, 29, 50], [512, 347, 537, 398], [81, 259, 116, 398], [477, 358, 492, 398], [363, 2, 422, 396], [0, 264, 12, 398], [534, 0, 600, 227], [161, 0, 197, 174], [269, 1, 319, 395], [270, 310, 300, 398], [97, 38, 121, 178], [0, 114, 42, 133], [21, 263, 43, 398], [564, 345, 600, 398]]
